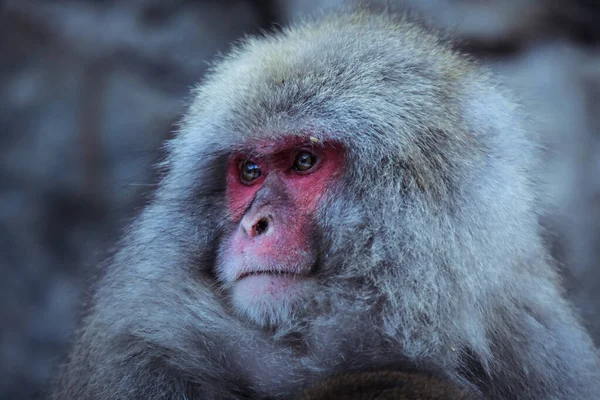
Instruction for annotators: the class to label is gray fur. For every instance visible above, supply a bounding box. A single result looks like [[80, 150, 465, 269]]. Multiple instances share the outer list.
[[51, 9, 600, 400]]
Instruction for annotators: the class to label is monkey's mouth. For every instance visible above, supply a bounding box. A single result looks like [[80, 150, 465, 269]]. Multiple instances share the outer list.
[[237, 270, 302, 281]]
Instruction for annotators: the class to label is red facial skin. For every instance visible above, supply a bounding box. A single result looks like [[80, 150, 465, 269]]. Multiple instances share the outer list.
[[218, 138, 342, 306]]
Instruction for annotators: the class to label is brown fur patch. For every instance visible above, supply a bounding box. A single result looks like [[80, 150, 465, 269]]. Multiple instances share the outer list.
[[299, 370, 483, 400]]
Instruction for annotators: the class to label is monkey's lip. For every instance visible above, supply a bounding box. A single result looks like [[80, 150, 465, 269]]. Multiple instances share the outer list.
[[236, 270, 306, 281]]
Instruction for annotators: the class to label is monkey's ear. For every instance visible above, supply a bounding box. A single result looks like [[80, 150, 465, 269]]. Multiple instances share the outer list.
[[298, 370, 483, 400]]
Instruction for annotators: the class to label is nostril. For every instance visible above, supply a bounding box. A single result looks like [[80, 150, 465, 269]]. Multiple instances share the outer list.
[[252, 217, 269, 236]]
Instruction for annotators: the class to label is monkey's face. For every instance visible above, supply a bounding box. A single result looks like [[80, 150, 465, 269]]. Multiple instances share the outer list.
[[215, 138, 344, 326]]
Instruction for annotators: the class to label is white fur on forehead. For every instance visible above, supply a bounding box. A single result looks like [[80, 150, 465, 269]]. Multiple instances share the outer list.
[[174, 11, 470, 152]]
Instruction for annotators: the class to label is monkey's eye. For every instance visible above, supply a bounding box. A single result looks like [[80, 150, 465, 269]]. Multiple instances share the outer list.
[[293, 151, 318, 172], [239, 160, 262, 183]]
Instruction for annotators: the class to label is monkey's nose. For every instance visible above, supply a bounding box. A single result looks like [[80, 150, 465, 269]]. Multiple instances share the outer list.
[[241, 213, 273, 238]]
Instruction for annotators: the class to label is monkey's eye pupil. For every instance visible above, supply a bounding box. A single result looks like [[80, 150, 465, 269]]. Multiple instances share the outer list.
[[240, 161, 262, 182], [293, 151, 317, 172]]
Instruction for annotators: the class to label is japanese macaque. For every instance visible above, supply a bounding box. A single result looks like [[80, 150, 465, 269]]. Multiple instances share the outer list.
[[51, 8, 600, 400]]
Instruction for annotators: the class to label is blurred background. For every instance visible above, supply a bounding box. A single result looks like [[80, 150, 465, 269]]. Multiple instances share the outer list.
[[1, 0, 599, 399]]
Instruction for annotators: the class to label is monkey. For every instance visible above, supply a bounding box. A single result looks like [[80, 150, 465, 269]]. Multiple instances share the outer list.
[[50, 8, 600, 400]]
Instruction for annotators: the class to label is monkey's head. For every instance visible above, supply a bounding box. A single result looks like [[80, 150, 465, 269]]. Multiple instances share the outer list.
[[158, 11, 541, 338]]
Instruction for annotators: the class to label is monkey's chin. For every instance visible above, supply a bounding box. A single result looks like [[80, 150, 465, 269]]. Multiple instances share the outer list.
[[231, 274, 309, 327]]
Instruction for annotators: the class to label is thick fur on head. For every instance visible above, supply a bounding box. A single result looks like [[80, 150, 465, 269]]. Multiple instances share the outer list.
[[52, 8, 600, 400]]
